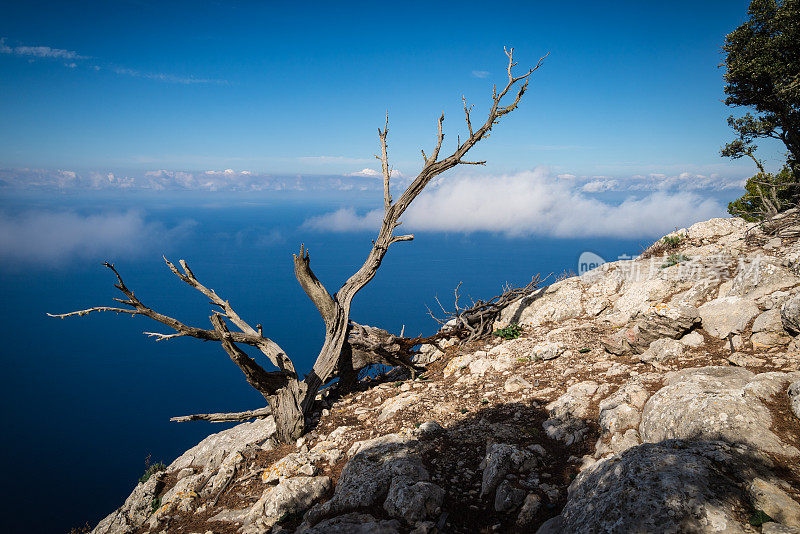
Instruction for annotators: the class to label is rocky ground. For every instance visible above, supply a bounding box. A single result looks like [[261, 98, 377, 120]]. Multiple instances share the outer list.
[[91, 214, 800, 534]]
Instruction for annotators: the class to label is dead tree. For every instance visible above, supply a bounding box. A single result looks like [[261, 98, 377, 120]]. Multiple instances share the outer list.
[[49, 48, 547, 444]]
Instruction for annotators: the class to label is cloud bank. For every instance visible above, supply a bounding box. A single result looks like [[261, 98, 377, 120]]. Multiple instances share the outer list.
[[0, 210, 196, 267], [302, 169, 725, 238]]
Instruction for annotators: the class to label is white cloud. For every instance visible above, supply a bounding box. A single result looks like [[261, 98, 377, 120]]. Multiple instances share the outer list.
[[348, 168, 380, 177], [0, 38, 87, 59], [582, 179, 620, 192], [301, 169, 725, 238], [302, 207, 382, 232], [346, 168, 404, 178], [472, 70, 490, 78], [112, 67, 227, 85], [0, 210, 196, 267], [557, 174, 576, 179]]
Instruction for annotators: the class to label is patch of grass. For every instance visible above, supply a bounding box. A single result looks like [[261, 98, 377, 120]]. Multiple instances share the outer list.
[[150, 497, 161, 514], [578, 348, 591, 354], [661, 253, 691, 269], [139, 455, 166, 484], [481, 398, 489, 405], [459, 408, 468, 414], [662, 235, 683, 248], [748, 510, 773, 527], [494, 323, 523, 340], [392, 381, 403, 387]]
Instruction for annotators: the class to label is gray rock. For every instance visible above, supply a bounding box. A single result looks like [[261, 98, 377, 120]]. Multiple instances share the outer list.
[[640, 337, 685, 364], [640, 366, 799, 457], [242, 476, 331, 533], [169, 416, 276, 472], [680, 330, 705, 347], [298, 513, 402, 534], [559, 440, 759, 533], [599, 403, 640, 435], [92, 471, 165, 534], [609, 428, 641, 454], [789, 381, 800, 419], [782, 294, 800, 335], [603, 304, 699, 354], [414, 421, 444, 438], [763, 524, 800, 534], [479, 443, 536, 497], [504, 375, 532, 393], [749, 477, 800, 528], [515, 493, 542, 527], [698, 297, 760, 338], [754, 308, 784, 333], [494, 479, 526, 512], [304, 434, 428, 526], [383, 478, 444, 524]]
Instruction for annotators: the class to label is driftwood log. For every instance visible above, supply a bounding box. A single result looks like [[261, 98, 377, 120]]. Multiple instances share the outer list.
[[49, 48, 547, 443]]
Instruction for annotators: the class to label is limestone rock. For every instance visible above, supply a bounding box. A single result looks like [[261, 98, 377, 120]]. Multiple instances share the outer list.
[[559, 440, 759, 533], [789, 381, 800, 419], [698, 297, 760, 338], [640, 366, 799, 457], [515, 493, 542, 528], [782, 294, 800, 335], [304, 434, 428, 526], [494, 480, 526, 512], [169, 416, 276, 472], [243, 476, 331, 533], [383, 478, 444, 523], [479, 443, 536, 497], [92, 471, 165, 534], [748, 478, 800, 528], [504, 375, 532, 393], [640, 337, 685, 364]]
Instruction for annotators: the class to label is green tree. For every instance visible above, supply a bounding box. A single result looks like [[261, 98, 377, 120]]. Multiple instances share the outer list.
[[722, 0, 800, 218], [728, 165, 798, 220]]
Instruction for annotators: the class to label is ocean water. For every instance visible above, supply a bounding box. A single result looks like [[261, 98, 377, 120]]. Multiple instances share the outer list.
[[0, 190, 655, 533]]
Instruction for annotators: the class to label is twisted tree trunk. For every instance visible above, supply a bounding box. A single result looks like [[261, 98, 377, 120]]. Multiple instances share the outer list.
[[49, 48, 547, 443]]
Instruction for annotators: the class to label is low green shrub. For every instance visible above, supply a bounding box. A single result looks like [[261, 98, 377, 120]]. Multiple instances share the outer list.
[[494, 323, 523, 340]]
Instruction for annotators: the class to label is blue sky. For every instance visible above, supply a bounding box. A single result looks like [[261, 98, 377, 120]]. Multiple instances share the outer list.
[[0, 0, 782, 181]]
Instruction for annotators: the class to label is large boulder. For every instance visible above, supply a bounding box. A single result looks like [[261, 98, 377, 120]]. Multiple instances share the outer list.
[[550, 440, 772, 534], [602, 304, 699, 354], [640, 367, 800, 457], [698, 297, 760, 339], [303, 434, 441, 526], [243, 476, 331, 533]]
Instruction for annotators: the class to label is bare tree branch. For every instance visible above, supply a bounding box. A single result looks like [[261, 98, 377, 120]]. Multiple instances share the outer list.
[[170, 406, 273, 423]]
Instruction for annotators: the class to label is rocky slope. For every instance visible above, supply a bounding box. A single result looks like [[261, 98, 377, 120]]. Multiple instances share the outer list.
[[92, 215, 800, 534]]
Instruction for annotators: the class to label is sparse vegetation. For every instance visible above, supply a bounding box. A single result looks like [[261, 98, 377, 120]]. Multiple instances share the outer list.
[[494, 323, 523, 340], [139, 455, 166, 484], [661, 253, 691, 269], [748, 509, 773, 527]]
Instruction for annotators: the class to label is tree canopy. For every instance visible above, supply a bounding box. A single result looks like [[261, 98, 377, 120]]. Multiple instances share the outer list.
[[723, 0, 800, 218]]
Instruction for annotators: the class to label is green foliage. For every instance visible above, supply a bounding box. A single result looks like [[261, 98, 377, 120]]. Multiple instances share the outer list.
[[721, 0, 800, 176], [578, 348, 591, 354], [748, 509, 773, 526], [150, 497, 161, 514], [728, 166, 799, 220], [494, 323, 523, 340], [661, 235, 683, 249], [661, 254, 691, 269], [139, 459, 166, 484]]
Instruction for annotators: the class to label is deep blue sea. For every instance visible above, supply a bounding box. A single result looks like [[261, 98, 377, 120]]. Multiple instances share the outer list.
[[0, 190, 657, 533]]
